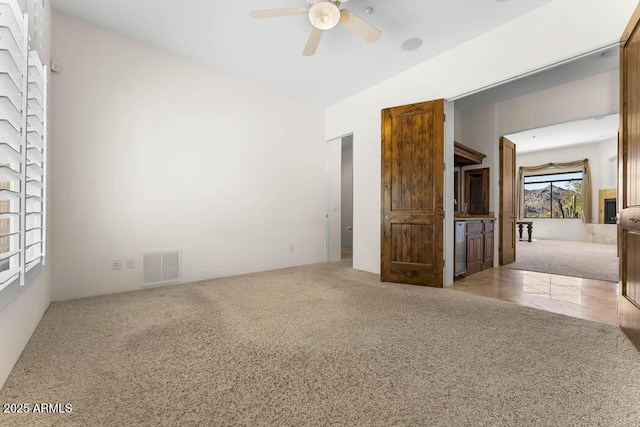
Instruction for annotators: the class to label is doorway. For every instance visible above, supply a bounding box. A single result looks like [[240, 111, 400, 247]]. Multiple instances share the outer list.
[[341, 136, 354, 263], [326, 134, 353, 265], [449, 45, 620, 325], [501, 114, 619, 283]]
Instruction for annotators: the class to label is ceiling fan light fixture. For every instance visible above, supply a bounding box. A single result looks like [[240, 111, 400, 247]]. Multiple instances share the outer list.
[[308, 1, 341, 30]]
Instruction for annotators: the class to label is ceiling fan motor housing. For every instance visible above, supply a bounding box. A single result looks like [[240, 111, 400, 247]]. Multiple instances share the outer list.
[[307, 0, 348, 4], [250, 0, 378, 57], [308, 0, 341, 30]]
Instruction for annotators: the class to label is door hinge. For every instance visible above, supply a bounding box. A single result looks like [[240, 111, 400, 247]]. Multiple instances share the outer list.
[[444, 114, 446, 122]]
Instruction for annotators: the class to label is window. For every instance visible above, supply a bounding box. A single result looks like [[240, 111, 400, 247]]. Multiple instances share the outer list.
[[523, 172, 583, 219], [0, 3, 47, 310], [0, 159, 19, 278]]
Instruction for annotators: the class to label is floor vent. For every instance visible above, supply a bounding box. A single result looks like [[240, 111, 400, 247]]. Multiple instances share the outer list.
[[142, 250, 181, 287]]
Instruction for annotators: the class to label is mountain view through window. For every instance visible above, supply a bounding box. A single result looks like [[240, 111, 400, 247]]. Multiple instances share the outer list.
[[523, 172, 583, 219]]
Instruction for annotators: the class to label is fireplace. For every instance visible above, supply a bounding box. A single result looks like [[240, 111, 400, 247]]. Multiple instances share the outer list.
[[604, 198, 617, 224], [599, 188, 617, 224]]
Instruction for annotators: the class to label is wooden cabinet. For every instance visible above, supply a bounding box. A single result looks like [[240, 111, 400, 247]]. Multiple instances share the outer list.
[[483, 220, 494, 270], [465, 168, 490, 215], [464, 219, 494, 276], [465, 220, 483, 275]]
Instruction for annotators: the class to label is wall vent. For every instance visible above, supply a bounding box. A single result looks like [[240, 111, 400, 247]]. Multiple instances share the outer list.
[[142, 250, 181, 287]]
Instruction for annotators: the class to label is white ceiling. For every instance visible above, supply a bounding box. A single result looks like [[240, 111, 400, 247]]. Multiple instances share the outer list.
[[50, 0, 554, 107], [505, 113, 620, 154]]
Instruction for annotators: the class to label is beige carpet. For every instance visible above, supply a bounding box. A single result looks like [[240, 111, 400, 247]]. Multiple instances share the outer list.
[[1, 261, 639, 426], [504, 239, 619, 282]]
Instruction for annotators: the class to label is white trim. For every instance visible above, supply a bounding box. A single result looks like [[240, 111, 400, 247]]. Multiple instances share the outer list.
[[17, 11, 27, 287], [40, 65, 46, 266]]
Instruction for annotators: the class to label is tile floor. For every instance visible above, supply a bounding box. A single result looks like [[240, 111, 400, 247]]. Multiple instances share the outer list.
[[451, 267, 618, 325]]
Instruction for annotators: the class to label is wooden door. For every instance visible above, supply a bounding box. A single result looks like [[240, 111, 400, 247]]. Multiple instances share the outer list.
[[499, 137, 516, 265], [381, 99, 444, 287], [619, 2, 640, 350]]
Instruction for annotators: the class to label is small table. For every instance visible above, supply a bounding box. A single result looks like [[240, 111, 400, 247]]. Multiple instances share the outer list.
[[516, 221, 533, 242]]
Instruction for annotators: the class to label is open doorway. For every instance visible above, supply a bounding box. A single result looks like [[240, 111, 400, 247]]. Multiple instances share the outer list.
[[341, 136, 354, 263], [501, 114, 619, 283], [449, 46, 620, 325], [326, 134, 353, 265]]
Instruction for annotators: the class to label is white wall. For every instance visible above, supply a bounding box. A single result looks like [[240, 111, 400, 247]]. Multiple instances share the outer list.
[[460, 103, 498, 214], [0, 0, 52, 389], [517, 140, 617, 241], [454, 108, 463, 142], [51, 14, 326, 301], [598, 137, 618, 189], [325, 0, 637, 275], [495, 70, 619, 136]]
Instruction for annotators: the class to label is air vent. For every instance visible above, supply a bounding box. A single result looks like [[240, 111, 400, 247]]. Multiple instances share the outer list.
[[142, 250, 181, 287]]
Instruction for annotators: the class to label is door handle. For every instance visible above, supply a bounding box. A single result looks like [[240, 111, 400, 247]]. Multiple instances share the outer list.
[[385, 215, 395, 220]]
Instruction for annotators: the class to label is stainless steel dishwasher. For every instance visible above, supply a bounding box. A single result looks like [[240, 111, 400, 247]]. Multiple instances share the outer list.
[[455, 221, 466, 278]]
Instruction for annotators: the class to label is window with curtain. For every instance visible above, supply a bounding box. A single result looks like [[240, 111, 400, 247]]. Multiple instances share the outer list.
[[523, 171, 583, 218], [518, 159, 592, 223]]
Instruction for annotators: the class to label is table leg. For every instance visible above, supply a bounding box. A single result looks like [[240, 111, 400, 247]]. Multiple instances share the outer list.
[[526, 224, 533, 242], [518, 223, 524, 240]]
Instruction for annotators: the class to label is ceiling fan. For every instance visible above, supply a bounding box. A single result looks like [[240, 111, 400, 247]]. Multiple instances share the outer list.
[[250, 0, 382, 56]]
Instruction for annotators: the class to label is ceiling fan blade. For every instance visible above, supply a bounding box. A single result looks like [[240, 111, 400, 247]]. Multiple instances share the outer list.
[[339, 9, 381, 43], [303, 27, 323, 56], [250, 7, 309, 19]]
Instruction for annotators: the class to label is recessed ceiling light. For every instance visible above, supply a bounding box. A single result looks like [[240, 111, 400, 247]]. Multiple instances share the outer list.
[[364, 7, 374, 15], [401, 37, 423, 52]]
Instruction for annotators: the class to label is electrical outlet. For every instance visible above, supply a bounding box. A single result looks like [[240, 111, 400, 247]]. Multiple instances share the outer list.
[[112, 260, 121, 270], [126, 258, 135, 269]]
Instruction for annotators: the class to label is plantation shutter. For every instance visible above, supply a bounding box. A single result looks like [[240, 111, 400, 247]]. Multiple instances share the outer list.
[[0, 0, 47, 310]]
